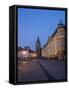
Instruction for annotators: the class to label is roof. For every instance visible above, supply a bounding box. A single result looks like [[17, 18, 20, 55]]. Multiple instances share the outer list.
[[18, 46, 36, 53], [29, 49, 35, 53]]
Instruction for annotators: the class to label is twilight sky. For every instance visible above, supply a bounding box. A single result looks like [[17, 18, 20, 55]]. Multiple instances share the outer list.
[[18, 8, 65, 50]]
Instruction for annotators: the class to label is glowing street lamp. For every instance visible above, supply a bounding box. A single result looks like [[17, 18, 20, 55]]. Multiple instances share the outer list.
[[22, 51, 27, 55], [22, 50, 29, 60]]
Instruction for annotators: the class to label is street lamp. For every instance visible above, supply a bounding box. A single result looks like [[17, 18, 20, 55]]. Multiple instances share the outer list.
[[22, 51, 27, 60]]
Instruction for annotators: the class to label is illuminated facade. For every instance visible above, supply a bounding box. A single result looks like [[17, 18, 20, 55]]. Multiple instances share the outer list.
[[18, 47, 37, 59], [42, 20, 65, 60]]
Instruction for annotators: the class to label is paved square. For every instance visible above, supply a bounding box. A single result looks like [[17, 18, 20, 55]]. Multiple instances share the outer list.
[[17, 59, 65, 82]]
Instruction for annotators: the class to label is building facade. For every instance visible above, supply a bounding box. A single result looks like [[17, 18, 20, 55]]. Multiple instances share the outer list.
[[42, 20, 65, 60], [18, 47, 37, 59]]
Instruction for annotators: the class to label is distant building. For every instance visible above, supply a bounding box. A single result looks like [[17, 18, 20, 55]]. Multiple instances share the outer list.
[[18, 47, 29, 59], [29, 49, 37, 58], [18, 46, 37, 59], [42, 20, 65, 60], [36, 37, 41, 58]]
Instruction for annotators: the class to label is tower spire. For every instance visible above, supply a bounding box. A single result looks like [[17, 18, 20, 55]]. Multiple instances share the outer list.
[[36, 36, 40, 43], [59, 19, 62, 24], [57, 19, 64, 28], [36, 36, 41, 58]]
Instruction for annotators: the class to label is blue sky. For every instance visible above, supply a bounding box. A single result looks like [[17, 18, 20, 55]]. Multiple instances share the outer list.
[[18, 8, 65, 50]]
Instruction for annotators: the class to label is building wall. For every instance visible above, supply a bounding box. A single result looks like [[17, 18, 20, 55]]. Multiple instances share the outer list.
[[18, 50, 29, 59], [18, 50, 37, 59], [29, 53, 37, 58], [42, 26, 65, 60]]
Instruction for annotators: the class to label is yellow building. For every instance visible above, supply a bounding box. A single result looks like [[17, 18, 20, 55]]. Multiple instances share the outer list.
[[42, 20, 65, 60]]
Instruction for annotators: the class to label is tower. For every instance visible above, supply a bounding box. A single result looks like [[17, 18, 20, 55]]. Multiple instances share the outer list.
[[36, 37, 41, 58]]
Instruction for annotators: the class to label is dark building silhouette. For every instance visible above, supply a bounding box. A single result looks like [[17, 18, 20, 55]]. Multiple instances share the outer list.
[[36, 37, 41, 58]]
